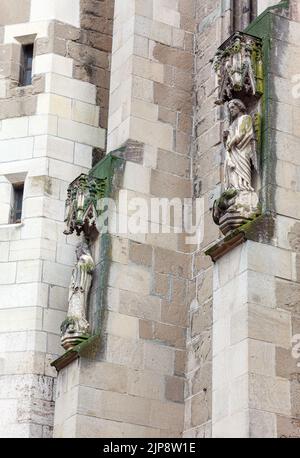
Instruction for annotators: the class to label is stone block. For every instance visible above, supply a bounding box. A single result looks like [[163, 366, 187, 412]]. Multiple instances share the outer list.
[[74, 143, 92, 168], [42, 261, 72, 288], [43, 308, 66, 334], [133, 55, 164, 83], [49, 159, 88, 183], [212, 410, 249, 438], [165, 375, 184, 402], [154, 82, 192, 114], [247, 241, 293, 280], [128, 368, 164, 400], [129, 241, 152, 267], [277, 415, 300, 438], [130, 116, 174, 151], [123, 161, 151, 194], [108, 262, 151, 295], [57, 118, 105, 148], [157, 149, 190, 178], [0, 307, 43, 332], [248, 303, 292, 349], [16, 260, 42, 283], [45, 73, 96, 104], [37, 94, 72, 119], [28, 115, 58, 137], [72, 100, 100, 127], [131, 98, 159, 122], [152, 273, 170, 299], [106, 334, 144, 370], [191, 390, 211, 428], [79, 360, 128, 393], [249, 373, 291, 416], [106, 311, 140, 339], [33, 54, 73, 78], [151, 169, 191, 200], [153, 322, 186, 348], [77, 385, 152, 427], [0, 117, 28, 140], [276, 346, 299, 379], [249, 339, 276, 377], [149, 399, 184, 430], [161, 299, 189, 327], [153, 246, 191, 278], [74, 415, 128, 438], [119, 289, 161, 321], [144, 342, 175, 375], [249, 409, 277, 438], [153, 43, 193, 71]]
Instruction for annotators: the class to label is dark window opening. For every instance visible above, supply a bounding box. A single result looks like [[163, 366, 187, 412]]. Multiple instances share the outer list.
[[232, 0, 257, 32], [11, 183, 24, 224], [19, 44, 34, 87]]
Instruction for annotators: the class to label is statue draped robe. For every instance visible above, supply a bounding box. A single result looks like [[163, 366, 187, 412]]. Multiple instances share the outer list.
[[67, 251, 94, 334], [224, 114, 255, 191]]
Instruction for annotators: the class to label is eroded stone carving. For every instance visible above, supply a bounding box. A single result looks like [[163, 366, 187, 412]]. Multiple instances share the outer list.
[[213, 99, 260, 235], [213, 32, 263, 105], [61, 241, 95, 350], [211, 32, 263, 236], [224, 99, 256, 191], [64, 173, 107, 239]]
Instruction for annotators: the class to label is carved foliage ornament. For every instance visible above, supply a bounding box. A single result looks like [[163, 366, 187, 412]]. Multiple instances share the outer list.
[[212, 32, 263, 104], [64, 173, 107, 239]]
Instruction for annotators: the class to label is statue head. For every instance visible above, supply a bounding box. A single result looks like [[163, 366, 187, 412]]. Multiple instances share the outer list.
[[75, 241, 91, 260], [228, 99, 247, 119]]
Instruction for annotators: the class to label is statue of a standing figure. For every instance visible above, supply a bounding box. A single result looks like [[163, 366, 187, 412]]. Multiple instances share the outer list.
[[61, 241, 95, 350], [213, 99, 260, 235], [224, 99, 257, 191]]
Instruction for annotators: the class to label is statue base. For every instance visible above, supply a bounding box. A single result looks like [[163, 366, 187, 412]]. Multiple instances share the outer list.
[[213, 189, 260, 236], [60, 316, 90, 351], [61, 332, 90, 351]]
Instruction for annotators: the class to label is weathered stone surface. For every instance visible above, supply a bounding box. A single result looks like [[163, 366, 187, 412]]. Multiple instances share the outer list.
[[129, 241, 152, 267], [165, 376, 184, 402], [276, 347, 299, 379], [277, 415, 300, 438]]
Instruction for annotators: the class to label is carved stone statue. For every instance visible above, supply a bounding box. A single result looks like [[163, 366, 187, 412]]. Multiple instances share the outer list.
[[213, 99, 260, 235], [224, 99, 256, 191], [61, 241, 95, 350], [210, 32, 263, 237]]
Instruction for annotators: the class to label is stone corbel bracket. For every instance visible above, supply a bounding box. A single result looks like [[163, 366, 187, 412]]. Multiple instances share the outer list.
[[212, 32, 264, 104], [63, 173, 108, 240], [206, 214, 275, 262], [51, 334, 101, 372]]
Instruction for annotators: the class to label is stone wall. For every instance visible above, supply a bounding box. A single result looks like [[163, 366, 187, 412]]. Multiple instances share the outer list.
[[183, 0, 234, 438], [0, 0, 113, 437], [54, 0, 196, 438], [210, 6, 300, 438]]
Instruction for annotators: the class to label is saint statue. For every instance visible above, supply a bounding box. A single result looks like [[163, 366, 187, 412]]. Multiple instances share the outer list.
[[61, 241, 95, 350], [224, 99, 257, 191]]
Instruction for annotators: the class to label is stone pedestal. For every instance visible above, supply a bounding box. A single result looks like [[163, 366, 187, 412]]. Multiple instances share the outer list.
[[211, 241, 293, 438], [213, 190, 260, 236]]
